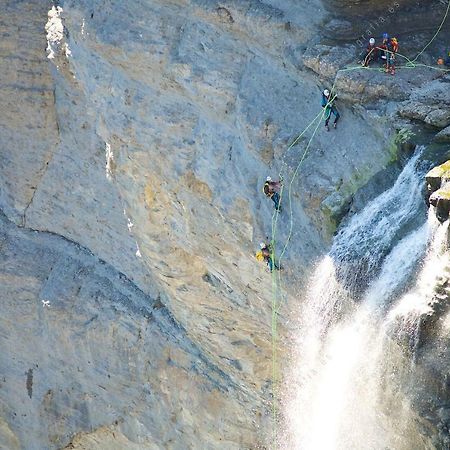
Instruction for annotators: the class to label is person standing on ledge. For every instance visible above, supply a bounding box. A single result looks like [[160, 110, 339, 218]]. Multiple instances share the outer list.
[[380, 33, 398, 75], [322, 89, 340, 131], [361, 38, 378, 67]]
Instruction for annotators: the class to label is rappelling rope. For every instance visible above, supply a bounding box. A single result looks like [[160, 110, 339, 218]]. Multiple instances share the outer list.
[[410, 0, 450, 64], [268, 106, 326, 441], [268, 90, 335, 445], [267, 1, 450, 446]]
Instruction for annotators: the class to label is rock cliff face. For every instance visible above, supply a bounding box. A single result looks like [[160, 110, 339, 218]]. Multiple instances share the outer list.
[[1, 0, 450, 448], [0, 212, 259, 449]]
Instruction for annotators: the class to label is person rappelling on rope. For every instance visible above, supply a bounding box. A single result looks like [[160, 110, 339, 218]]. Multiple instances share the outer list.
[[255, 241, 280, 272], [321, 89, 340, 131], [263, 176, 282, 212], [361, 38, 378, 67]]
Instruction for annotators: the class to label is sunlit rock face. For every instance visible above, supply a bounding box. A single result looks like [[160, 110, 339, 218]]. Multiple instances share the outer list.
[[1, 0, 450, 448], [0, 212, 260, 449], [426, 161, 450, 222]]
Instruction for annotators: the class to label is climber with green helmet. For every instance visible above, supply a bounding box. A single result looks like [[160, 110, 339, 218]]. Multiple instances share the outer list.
[[322, 89, 340, 131]]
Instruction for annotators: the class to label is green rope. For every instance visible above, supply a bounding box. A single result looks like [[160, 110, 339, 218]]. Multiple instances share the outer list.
[[268, 104, 328, 444], [268, 95, 334, 448], [411, 0, 450, 63]]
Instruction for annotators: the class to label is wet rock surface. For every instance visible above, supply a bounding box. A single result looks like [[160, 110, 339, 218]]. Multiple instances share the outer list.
[[434, 125, 450, 143]]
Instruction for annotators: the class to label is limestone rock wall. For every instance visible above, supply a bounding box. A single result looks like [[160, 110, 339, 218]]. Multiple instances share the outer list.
[[0, 212, 259, 449]]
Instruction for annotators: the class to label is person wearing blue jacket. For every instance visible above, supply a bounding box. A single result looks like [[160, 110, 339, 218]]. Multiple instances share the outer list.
[[322, 89, 340, 131]]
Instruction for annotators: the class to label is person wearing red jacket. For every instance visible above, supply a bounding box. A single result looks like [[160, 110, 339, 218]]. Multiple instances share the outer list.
[[361, 38, 378, 67], [380, 33, 399, 75]]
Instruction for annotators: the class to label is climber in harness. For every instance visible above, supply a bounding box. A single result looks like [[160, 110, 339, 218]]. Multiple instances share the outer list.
[[380, 33, 398, 75], [361, 38, 378, 67], [263, 176, 282, 212], [321, 89, 340, 131], [255, 242, 279, 272]]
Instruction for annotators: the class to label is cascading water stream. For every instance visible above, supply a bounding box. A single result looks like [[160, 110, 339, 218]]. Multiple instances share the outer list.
[[283, 149, 447, 449], [385, 219, 449, 340]]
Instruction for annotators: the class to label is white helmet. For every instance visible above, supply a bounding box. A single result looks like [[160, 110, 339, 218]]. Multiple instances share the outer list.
[[259, 242, 266, 249], [369, 38, 375, 45], [266, 176, 272, 182], [323, 89, 330, 97]]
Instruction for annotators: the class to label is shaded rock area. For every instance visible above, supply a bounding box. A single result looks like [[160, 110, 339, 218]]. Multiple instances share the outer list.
[[302, 45, 354, 79], [434, 125, 450, 143], [398, 79, 450, 128], [429, 185, 450, 222]]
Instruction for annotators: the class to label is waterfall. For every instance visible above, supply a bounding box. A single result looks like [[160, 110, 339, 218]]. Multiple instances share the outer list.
[[385, 217, 449, 346], [283, 149, 447, 450], [331, 150, 427, 298]]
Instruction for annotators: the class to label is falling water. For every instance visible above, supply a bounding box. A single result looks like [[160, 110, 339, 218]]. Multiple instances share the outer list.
[[283, 150, 448, 449], [385, 216, 449, 355]]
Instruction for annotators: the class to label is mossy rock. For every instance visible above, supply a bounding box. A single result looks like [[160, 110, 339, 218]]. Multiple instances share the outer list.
[[426, 160, 450, 192], [388, 128, 415, 163]]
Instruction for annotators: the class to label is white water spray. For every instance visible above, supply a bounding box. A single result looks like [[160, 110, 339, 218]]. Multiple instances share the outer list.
[[283, 150, 446, 449]]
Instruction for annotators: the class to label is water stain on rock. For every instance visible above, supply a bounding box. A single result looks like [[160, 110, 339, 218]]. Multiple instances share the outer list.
[[26, 369, 33, 399]]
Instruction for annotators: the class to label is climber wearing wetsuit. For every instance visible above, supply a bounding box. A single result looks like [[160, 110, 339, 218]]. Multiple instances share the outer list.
[[380, 33, 398, 75]]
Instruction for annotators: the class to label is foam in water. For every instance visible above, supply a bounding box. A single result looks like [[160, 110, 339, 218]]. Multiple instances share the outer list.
[[330, 151, 427, 295], [385, 215, 449, 341], [283, 149, 443, 450]]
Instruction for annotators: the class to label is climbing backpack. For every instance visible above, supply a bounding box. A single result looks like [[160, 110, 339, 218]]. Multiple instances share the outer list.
[[391, 37, 399, 53], [255, 251, 265, 262], [263, 182, 272, 197]]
